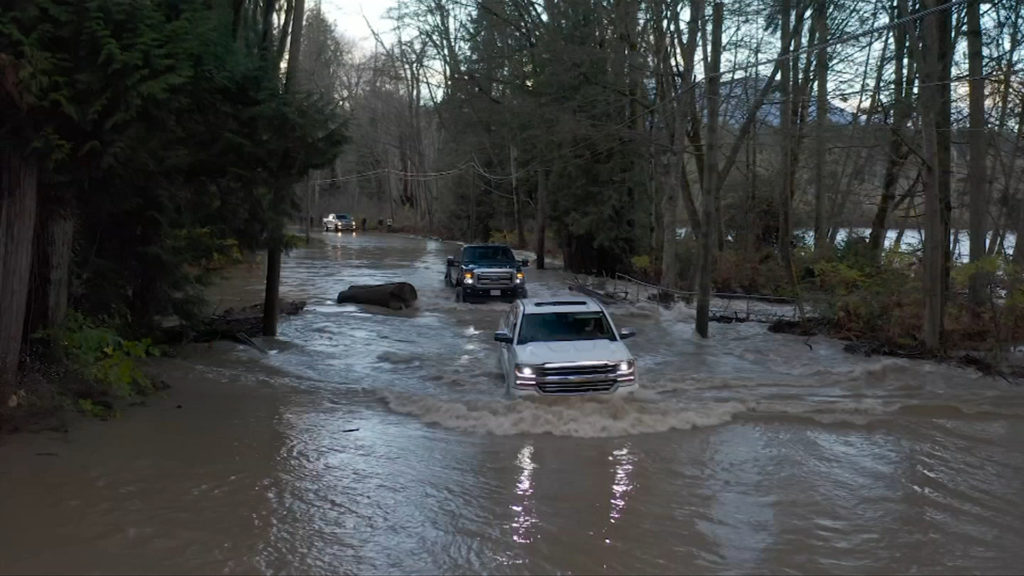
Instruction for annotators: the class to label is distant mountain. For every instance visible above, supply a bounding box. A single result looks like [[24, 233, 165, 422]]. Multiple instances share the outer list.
[[694, 75, 859, 126]]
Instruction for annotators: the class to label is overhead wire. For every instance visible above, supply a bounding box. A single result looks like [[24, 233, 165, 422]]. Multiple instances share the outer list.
[[325, 0, 972, 185]]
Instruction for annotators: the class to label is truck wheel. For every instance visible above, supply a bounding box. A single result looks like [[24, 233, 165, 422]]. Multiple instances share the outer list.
[[455, 287, 464, 302], [518, 288, 528, 299]]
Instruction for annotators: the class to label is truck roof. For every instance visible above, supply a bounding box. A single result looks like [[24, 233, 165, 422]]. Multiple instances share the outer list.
[[521, 297, 605, 315]]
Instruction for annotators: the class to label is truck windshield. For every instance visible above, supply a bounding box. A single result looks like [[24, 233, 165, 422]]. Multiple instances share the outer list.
[[517, 312, 615, 344], [463, 246, 515, 262]]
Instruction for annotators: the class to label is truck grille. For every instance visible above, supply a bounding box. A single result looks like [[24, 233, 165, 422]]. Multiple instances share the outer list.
[[476, 270, 514, 287], [535, 362, 618, 395], [537, 381, 616, 394]]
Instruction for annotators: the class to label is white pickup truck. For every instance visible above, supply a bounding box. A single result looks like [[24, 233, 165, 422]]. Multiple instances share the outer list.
[[494, 297, 638, 397], [323, 213, 356, 232]]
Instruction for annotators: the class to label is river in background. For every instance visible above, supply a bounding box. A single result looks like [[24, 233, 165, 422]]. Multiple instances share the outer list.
[[677, 227, 1018, 262], [1, 231, 1023, 574]]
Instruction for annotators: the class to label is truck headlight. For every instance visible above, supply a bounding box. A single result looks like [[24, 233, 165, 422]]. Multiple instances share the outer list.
[[617, 360, 635, 373], [514, 364, 536, 377], [515, 271, 524, 284], [463, 271, 474, 285]]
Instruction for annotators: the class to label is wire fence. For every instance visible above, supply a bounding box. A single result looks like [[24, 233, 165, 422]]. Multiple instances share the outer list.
[[569, 273, 802, 324]]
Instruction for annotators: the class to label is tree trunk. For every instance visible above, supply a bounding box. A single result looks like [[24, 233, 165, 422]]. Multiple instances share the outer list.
[[259, 0, 278, 62], [284, 0, 305, 91], [1010, 103, 1024, 264], [919, 0, 947, 351], [995, 9, 1021, 261], [0, 150, 38, 392], [535, 169, 547, 269], [778, 0, 794, 280], [275, 0, 294, 66], [829, 8, 889, 246], [263, 0, 306, 337], [868, 0, 911, 260], [26, 192, 74, 336], [660, 0, 703, 287], [304, 174, 312, 244], [966, 0, 988, 309], [262, 237, 283, 337], [937, 0, 953, 309], [660, 157, 679, 287], [512, 145, 525, 248], [813, 0, 828, 253], [697, 2, 722, 339]]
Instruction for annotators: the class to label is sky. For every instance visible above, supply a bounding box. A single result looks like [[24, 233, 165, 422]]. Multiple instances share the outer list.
[[318, 0, 396, 50]]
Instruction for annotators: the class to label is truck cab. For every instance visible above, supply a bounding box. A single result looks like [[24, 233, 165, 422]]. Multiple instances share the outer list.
[[445, 244, 529, 302]]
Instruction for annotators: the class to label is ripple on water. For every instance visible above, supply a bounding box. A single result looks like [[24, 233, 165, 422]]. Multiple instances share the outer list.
[[380, 390, 746, 437]]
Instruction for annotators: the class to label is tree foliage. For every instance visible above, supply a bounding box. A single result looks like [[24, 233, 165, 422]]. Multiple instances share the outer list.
[[0, 0, 346, 398]]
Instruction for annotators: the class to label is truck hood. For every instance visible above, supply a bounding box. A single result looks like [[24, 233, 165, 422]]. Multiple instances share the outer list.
[[464, 261, 517, 270], [516, 340, 632, 365]]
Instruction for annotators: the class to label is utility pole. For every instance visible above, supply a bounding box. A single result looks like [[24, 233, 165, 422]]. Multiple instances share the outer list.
[[511, 144, 525, 248], [696, 2, 723, 338]]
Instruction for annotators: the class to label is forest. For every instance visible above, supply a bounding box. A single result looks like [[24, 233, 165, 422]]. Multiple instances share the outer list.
[[2, 0, 1022, 419]]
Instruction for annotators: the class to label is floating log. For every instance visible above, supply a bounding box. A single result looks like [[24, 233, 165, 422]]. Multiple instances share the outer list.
[[337, 282, 418, 310]]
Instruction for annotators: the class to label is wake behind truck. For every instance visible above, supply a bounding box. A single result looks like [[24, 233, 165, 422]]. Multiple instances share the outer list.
[[445, 244, 529, 303]]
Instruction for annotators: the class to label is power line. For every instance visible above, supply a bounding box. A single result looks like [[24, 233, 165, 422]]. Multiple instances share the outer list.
[[333, 0, 971, 183], [499, 0, 970, 179]]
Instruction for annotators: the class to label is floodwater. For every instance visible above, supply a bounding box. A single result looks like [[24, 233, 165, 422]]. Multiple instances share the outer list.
[[2, 232, 1024, 574]]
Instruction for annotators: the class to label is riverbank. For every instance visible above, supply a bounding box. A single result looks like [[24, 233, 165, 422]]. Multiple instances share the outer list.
[[766, 316, 1024, 381], [0, 245, 295, 437]]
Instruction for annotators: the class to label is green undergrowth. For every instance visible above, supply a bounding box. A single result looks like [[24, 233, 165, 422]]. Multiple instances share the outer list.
[[3, 312, 167, 431], [641, 231, 1024, 358], [797, 235, 1024, 356]]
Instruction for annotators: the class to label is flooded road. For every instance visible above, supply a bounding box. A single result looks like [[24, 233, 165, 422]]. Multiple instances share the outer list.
[[2, 232, 1024, 574]]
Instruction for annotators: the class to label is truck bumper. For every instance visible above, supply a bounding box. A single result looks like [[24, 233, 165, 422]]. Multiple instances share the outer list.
[[463, 285, 526, 299], [510, 380, 638, 397]]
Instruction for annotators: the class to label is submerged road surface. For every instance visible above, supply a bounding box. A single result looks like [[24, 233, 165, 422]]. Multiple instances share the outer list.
[[2, 232, 1023, 574]]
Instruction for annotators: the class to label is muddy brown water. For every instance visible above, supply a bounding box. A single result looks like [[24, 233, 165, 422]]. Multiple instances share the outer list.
[[1, 232, 1023, 574]]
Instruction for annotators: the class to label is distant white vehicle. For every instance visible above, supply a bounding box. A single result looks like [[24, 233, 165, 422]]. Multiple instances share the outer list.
[[322, 213, 356, 232], [494, 297, 638, 396]]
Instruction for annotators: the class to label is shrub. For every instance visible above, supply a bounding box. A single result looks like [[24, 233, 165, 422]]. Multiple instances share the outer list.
[[45, 312, 161, 400], [805, 257, 922, 346]]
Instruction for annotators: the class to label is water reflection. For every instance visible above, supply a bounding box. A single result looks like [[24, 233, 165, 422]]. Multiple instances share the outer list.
[[609, 445, 635, 524], [510, 444, 538, 544]]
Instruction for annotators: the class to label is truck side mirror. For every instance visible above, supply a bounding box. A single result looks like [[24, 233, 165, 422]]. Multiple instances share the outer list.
[[446, 256, 455, 266], [494, 331, 514, 343], [520, 259, 530, 268], [618, 327, 636, 340]]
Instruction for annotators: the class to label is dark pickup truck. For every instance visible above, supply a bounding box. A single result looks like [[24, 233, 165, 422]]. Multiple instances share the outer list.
[[445, 244, 529, 302]]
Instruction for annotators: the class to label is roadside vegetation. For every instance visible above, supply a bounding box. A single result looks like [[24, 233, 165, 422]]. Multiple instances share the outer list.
[[1, 0, 345, 430]]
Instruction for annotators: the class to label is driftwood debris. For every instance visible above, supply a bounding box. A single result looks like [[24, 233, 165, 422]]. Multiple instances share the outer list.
[[207, 300, 306, 336], [160, 299, 306, 344], [337, 282, 418, 310], [768, 318, 825, 336], [567, 278, 628, 305]]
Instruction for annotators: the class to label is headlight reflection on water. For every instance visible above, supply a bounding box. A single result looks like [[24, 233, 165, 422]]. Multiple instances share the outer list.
[[609, 445, 636, 524], [510, 444, 538, 544]]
